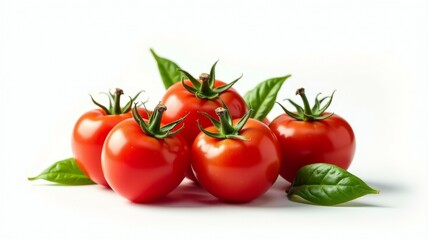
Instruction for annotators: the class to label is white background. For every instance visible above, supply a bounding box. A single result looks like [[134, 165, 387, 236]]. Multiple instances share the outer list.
[[1, 0, 427, 239]]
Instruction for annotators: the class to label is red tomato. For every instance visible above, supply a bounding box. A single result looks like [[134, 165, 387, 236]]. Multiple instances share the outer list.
[[102, 104, 190, 203], [162, 65, 247, 182], [269, 88, 356, 182], [191, 108, 281, 202], [72, 89, 147, 187], [162, 79, 247, 144]]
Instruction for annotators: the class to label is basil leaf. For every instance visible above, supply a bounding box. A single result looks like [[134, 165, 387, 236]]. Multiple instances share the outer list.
[[287, 163, 379, 206], [150, 48, 184, 89], [28, 158, 95, 185], [243, 75, 291, 121]]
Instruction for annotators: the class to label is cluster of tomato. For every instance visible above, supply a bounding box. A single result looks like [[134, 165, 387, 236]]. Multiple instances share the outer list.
[[71, 61, 356, 203]]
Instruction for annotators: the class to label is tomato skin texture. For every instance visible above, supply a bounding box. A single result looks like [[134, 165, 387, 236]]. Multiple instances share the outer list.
[[72, 109, 148, 187], [162, 80, 247, 145], [101, 119, 190, 203], [269, 113, 356, 182], [191, 119, 281, 202], [162, 79, 247, 181]]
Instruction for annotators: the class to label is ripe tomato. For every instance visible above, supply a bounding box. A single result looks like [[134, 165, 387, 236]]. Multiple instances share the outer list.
[[269, 88, 356, 182], [102, 103, 189, 203], [162, 62, 247, 181], [72, 89, 146, 187], [162, 79, 247, 142], [191, 107, 281, 202]]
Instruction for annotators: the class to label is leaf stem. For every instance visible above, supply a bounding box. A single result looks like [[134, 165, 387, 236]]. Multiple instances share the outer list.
[[112, 88, 124, 115], [296, 88, 313, 121], [198, 106, 251, 141], [149, 103, 167, 133], [215, 107, 236, 135], [132, 102, 186, 139], [179, 61, 241, 100], [199, 73, 212, 97]]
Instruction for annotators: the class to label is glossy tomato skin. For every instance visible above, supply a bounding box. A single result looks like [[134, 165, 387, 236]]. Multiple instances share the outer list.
[[162, 79, 247, 145], [101, 119, 190, 203], [162, 79, 247, 181], [191, 119, 281, 202], [269, 113, 356, 183], [72, 109, 148, 187]]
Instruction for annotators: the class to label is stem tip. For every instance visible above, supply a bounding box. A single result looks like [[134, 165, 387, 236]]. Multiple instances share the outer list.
[[215, 107, 227, 117], [155, 103, 167, 113], [199, 73, 210, 82], [115, 88, 124, 95], [296, 88, 305, 95]]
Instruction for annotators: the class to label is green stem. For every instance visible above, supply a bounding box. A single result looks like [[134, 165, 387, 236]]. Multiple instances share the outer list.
[[296, 88, 313, 121], [113, 88, 124, 114], [215, 107, 235, 135], [149, 103, 166, 133], [199, 73, 213, 97]]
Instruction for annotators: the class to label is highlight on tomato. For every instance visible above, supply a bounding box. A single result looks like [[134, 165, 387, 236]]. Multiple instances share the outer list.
[[269, 88, 356, 182], [161, 61, 248, 181], [101, 103, 190, 203], [191, 105, 282, 203], [71, 88, 146, 187]]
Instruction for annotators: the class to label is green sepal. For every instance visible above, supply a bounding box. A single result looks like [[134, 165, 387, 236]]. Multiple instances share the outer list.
[[212, 74, 242, 94], [233, 109, 253, 135], [208, 60, 218, 89], [90, 88, 142, 115], [276, 102, 302, 120], [279, 88, 336, 121], [178, 61, 241, 100], [131, 102, 186, 139], [198, 104, 252, 141], [122, 91, 144, 113], [285, 98, 304, 115], [311, 93, 322, 113], [90, 94, 110, 114], [179, 69, 201, 89], [314, 90, 336, 115], [307, 112, 335, 121], [197, 120, 221, 139], [161, 113, 190, 133], [99, 91, 113, 110], [197, 111, 221, 129]]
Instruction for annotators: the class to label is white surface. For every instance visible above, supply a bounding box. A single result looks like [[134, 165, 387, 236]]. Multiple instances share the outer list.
[[1, 0, 427, 239]]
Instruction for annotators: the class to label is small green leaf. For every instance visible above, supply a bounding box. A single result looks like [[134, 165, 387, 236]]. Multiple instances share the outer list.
[[243, 75, 291, 121], [150, 48, 184, 89], [28, 158, 95, 185], [287, 163, 379, 206]]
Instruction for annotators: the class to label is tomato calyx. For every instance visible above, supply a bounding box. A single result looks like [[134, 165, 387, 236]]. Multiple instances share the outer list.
[[131, 102, 187, 139], [90, 88, 143, 115], [277, 88, 336, 121], [198, 106, 253, 141], [178, 61, 242, 100]]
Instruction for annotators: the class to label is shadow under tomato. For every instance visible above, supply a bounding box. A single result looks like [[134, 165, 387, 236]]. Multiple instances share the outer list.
[[139, 182, 223, 207], [137, 178, 304, 208]]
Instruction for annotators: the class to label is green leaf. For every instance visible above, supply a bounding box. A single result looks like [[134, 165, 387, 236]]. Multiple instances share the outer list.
[[243, 75, 291, 121], [28, 158, 95, 185], [287, 163, 379, 206], [150, 48, 184, 89]]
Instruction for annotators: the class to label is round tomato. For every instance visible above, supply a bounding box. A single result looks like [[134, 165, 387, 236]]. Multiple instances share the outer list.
[[102, 103, 189, 203], [72, 89, 146, 187], [269, 88, 356, 182], [162, 79, 247, 142], [191, 107, 281, 202], [162, 62, 247, 181]]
